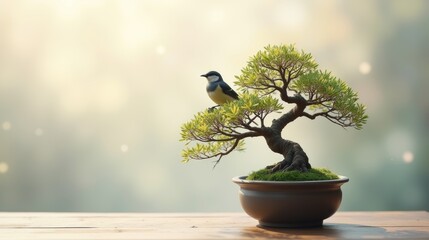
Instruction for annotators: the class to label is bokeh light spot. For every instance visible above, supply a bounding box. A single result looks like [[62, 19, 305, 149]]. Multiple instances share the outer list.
[[2, 121, 11, 131], [402, 151, 414, 163], [359, 62, 372, 75], [0, 162, 9, 174], [156, 45, 166, 55], [34, 128, 44, 136], [121, 144, 129, 153]]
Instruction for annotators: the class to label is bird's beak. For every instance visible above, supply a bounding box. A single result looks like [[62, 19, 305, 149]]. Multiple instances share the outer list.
[[200, 74, 207, 78]]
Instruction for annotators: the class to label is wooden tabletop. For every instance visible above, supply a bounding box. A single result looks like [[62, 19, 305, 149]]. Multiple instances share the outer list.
[[0, 211, 428, 239]]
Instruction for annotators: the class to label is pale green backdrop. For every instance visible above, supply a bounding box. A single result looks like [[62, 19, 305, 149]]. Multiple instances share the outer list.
[[0, 0, 428, 211]]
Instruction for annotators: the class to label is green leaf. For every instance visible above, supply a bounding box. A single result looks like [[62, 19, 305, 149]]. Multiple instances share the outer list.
[[235, 44, 318, 96], [291, 70, 368, 129]]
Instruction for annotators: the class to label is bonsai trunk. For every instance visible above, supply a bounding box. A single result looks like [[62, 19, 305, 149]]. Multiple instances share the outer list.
[[262, 94, 311, 172], [263, 131, 311, 172]]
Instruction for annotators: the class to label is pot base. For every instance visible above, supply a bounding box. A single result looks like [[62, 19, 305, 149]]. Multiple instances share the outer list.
[[258, 220, 323, 228], [233, 176, 349, 228]]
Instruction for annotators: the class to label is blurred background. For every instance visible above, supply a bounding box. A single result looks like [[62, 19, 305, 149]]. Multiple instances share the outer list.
[[0, 0, 428, 212]]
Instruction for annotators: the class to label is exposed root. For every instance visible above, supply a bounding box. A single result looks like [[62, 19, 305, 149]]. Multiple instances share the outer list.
[[265, 142, 311, 172]]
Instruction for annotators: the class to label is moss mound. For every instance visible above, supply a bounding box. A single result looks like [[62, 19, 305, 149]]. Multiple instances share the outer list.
[[246, 167, 339, 181]]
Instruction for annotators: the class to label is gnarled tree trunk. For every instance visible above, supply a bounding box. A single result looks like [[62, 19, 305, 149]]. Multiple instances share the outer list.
[[263, 130, 311, 172], [258, 94, 311, 172]]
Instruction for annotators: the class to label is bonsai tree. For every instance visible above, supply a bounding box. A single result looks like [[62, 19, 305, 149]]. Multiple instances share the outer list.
[[180, 44, 367, 174]]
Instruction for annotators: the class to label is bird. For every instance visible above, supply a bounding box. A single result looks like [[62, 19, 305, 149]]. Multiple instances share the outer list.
[[200, 71, 239, 109]]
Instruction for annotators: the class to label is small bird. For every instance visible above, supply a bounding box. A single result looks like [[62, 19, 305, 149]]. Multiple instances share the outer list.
[[201, 71, 239, 109]]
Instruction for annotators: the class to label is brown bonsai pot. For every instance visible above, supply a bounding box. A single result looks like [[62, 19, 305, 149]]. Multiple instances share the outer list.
[[232, 176, 349, 228]]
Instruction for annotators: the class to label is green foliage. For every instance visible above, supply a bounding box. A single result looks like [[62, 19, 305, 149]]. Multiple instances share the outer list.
[[180, 43, 368, 164], [180, 92, 283, 163], [246, 167, 339, 181], [181, 140, 245, 163], [235, 44, 318, 95], [291, 70, 368, 129]]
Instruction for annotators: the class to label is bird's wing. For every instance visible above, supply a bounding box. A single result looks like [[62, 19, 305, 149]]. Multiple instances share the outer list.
[[220, 81, 239, 100]]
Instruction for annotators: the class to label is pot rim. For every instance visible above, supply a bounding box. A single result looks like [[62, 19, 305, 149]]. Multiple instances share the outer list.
[[232, 175, 349, 185]]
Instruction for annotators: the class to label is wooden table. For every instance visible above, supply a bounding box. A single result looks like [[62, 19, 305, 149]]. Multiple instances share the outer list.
[[0, 212, 428, 239]]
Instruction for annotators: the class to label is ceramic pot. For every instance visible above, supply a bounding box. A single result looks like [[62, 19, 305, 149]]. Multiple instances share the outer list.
[[232, 176, 349, 228]]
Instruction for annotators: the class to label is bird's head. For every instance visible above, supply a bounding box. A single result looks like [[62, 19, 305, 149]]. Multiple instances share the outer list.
[[201, 71, 223, 83]]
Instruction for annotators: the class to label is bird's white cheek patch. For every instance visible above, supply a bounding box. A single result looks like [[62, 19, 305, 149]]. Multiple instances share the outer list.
[[207, 75, 219, 82]]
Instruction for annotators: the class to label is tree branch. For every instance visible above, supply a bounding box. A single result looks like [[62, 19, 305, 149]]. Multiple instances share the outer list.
[[288, 63, 303, 79], [212, 130, 265, 168], [271, 94, 307, 132], [302, 109, 356, 128], [212, 139, 241, 169], [301, 109, 334, 120]]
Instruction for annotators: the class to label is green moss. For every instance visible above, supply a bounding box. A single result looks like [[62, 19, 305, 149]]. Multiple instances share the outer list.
[[246, 167, 339, 181]]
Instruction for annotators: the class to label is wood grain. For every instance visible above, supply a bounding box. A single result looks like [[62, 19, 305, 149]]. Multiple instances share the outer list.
[[0, 212, 427, 239]]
